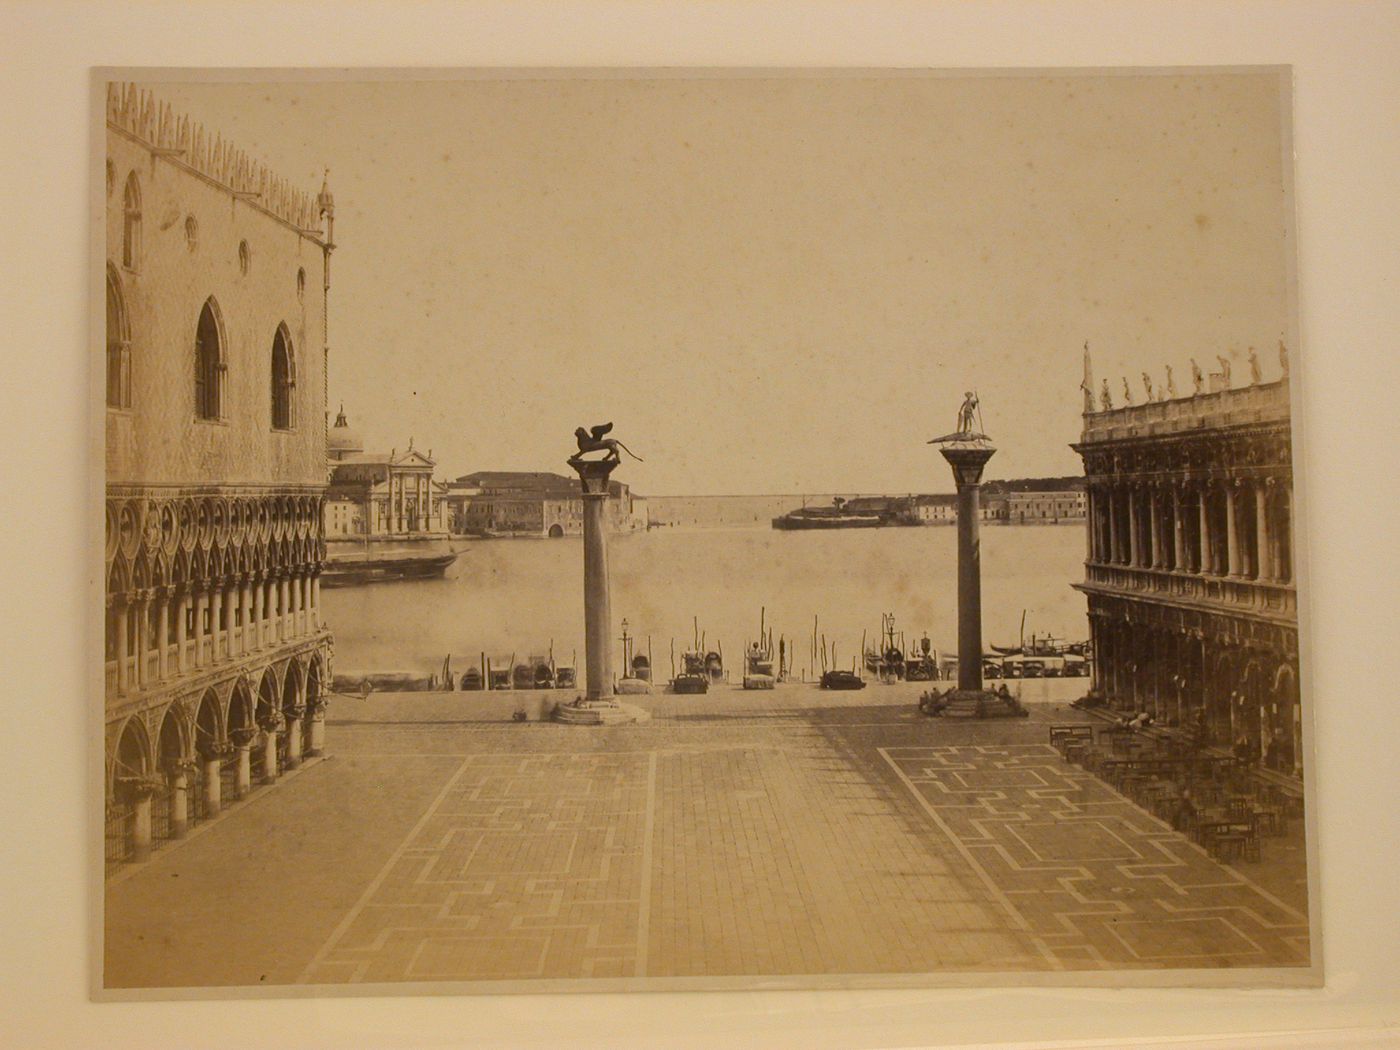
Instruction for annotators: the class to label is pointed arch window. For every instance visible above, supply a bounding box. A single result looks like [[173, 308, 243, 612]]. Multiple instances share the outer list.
[[106, 265, 131, 409], [194, 299, 225, 421], [122, 172, 142, 270], [271, 325, 296, 430]]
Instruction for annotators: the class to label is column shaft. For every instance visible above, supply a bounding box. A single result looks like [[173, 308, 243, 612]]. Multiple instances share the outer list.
[[116, 600, 129, 693], [1255, 483, 1272, 581], [170, 773, 188, 838], [1127, 489, 1140, 567], [956, 480, 984, 692], [175, 592, 188, 673], [581, 492, 613, 700], [203, 757, 222, 817], [1197, 489, 1211, 574], [156, 595, 168, 680], [263, 729, 279, 783], [209, 587, 222, 663], [1173, 490, 1187, 569], [1225, 487, 1240, 577]]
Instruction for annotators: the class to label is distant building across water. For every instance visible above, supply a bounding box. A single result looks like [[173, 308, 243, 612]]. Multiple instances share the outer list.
[[448, 470, 647, 538]]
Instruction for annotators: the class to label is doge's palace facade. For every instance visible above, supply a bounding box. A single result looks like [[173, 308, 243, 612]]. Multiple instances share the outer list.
[[104, 84, 336, 870]]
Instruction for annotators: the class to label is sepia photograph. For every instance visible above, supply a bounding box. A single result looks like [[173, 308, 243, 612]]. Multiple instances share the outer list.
[[98, 67, 1317, 996]]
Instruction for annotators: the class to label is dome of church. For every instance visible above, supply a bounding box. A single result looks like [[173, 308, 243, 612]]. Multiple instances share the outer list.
[[328, 405, 363, 459]]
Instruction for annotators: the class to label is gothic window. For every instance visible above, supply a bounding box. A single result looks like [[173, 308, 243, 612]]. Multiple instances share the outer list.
[[194, 298, 224, 421], [121, 172, 141, 270], [106, 265, 131, 409], [271, 325, 295, 430], [296, 267, 306, 302], [105, 160, 115, 198], [238, 240, 251, 275], [185, 215, 198, 252]]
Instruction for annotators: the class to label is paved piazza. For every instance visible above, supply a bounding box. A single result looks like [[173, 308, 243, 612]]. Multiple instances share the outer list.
[[105, 687, 1312, 990]]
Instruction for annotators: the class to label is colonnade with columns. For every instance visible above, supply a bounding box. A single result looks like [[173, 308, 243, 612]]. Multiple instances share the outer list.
[[107, 566, 323, 697], [1086, 474, 1293, 586], [1087, 603, 1301, 780]]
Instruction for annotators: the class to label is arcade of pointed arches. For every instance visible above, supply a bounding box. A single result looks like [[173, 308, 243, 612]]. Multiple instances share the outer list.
[[106, 650, 327, 873]]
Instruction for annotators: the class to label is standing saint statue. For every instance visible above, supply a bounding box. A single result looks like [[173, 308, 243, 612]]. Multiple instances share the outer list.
[[1279, 339, 1290, 377], [1190, 358, 1204, 395], [1141, 371, 1155, 401], [1248, 346, 1262, 385], [1121, 376, 1134, 405], [956, 391, 979, 435], [1100, 377, 1113, 411], [1165, 364, 1178, 399], [1217, 354, 1232, 388]]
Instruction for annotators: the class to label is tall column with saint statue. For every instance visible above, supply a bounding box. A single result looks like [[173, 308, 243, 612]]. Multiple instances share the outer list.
[[928, 393, 1021, 717]]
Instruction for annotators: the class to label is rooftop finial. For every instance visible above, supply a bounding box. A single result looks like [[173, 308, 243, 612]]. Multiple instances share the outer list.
[[317, 167, 335, 214]]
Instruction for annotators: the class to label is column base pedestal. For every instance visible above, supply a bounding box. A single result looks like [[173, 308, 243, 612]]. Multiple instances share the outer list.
[[918, 688, 1030, 719], [552, 697, 649, 726]]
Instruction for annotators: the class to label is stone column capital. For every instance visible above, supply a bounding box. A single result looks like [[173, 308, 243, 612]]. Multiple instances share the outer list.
[[568, 454, 621, 495]]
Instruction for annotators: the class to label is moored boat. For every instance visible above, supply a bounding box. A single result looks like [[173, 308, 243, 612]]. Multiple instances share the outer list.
[[323, 535, 464, 587]]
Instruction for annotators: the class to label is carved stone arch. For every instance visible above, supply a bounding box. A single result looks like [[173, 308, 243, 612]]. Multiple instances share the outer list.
[[226, 675, 256, 736], [282, 657, 305, 715], [107, 552, 131, 598], [116, 500, 141, 561], [172, 547, 192, 593], [213, 497, 231, 549], [108, 712, 153, 790], [189, 545, 208, 584], [130, 548, 151, 591], [196, 497, 214, 550], [193, 687, 225, 757], [256, 664, 281, 724], [150, 551, 170, 591], [177, 500, 196, 553], [156, 501, 179, 558], [155, 700, 192, 768]]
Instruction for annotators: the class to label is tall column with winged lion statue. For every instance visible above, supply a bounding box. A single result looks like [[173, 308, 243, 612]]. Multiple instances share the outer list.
[[566, 422, 643, 703]]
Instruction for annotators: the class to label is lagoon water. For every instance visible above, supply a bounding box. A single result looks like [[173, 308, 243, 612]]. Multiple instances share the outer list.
[[322, 523, 1088, 679]]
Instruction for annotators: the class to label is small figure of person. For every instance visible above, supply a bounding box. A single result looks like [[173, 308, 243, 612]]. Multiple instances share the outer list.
[[1142, 371, 1155, 401], [1233, 734, 1256, 768], [1121, 376, 1134, 405], [1171, 788, 1198, 833], [1100, 378, 1114, 411], [1248, 345, 1262, 385], [1190, 358, 1205, 395], [1186, 709, 1209, 756], [1165, 364, 1177, 399]]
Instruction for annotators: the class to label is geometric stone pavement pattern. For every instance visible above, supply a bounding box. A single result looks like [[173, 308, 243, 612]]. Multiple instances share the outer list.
[[299, 731, 1309, 984], [879, 744, 1310, 969]]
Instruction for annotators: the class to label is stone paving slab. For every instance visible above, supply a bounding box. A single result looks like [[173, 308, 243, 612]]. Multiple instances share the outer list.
[[878, 744, 1310, 970], [106, 698, 1313, 990]]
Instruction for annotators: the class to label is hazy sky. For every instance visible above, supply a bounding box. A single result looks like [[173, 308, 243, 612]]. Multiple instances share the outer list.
[[152, 72, 1292, 494]]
